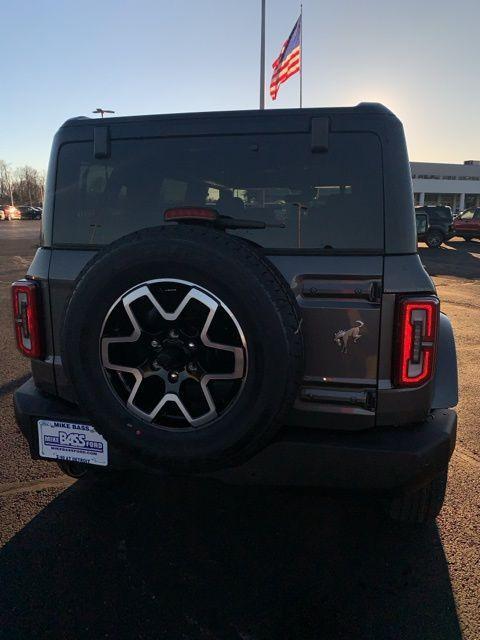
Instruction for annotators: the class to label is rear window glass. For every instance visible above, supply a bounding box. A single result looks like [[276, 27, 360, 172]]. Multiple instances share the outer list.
[[432, 209, 452, 221], [417, 207, 452, 222], [53, 133, 384, 250]]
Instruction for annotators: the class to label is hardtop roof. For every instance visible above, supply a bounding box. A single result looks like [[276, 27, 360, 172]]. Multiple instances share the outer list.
[[60, 103, 395, 128]]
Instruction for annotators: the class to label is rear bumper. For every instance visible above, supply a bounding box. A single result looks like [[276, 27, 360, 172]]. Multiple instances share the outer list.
[[14, 378, 456, 493]]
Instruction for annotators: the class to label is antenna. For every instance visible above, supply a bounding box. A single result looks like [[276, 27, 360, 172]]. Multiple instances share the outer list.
[[92, 108, 115, 119]]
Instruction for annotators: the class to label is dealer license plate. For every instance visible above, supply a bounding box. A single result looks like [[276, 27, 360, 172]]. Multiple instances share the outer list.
[[38, 419, 108, 466]]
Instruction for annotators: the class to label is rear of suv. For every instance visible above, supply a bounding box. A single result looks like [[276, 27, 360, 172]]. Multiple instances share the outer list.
[[12, 104, 458, 523], [415, 205, 454, 248]]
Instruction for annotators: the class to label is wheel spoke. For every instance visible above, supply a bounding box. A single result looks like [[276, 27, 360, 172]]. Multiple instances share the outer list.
[[200, 305, 245, 376], [132, 370, 217, 427], [128, 284, 220, 323], [150, 392, 217, 427], [101, 294, 144, 394]]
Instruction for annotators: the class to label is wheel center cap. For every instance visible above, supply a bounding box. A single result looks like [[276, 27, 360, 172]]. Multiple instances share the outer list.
[[154, 338, 190, 370]]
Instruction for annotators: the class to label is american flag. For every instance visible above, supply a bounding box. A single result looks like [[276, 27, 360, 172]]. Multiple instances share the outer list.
[[270, 16, 302, 101]]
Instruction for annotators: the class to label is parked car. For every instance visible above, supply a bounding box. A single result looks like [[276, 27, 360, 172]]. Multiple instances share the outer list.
[[17, 205, 42, 220], [1, 204, 21, 220], [12, 103, 458, 524], [415, 205, 454, 248], [453, 207, 480, 241]]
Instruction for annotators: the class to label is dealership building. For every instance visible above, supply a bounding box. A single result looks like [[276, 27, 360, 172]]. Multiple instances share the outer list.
[[411, 160, 480, 213]]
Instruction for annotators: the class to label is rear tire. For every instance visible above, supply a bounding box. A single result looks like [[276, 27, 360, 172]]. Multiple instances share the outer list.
[[388, 469, 448, 524], [425, 230, 444, 248], [57, 460, 122, 482], [57, 460, 91, 479]]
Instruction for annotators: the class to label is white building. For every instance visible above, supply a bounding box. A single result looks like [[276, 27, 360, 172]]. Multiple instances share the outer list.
[[411, 160, 480, 213]]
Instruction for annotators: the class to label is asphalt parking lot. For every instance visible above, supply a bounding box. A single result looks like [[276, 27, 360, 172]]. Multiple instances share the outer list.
[[0, 221, 479, 639]]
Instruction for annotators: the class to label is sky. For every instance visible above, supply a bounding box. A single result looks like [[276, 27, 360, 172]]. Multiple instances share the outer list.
[[0, 0, 478, 171]]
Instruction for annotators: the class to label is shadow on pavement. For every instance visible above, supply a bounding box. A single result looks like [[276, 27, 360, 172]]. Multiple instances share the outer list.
[[0, 473, 461, 640], [419, 238, 480, 279], [0, 374, 31, 399]]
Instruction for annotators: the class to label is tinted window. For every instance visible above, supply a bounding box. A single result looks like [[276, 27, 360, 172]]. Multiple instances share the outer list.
[[417, 206, 452, 222], [416, 214, 427, 234], [54, 133, 384, 250], [432, 208, 452, 221]]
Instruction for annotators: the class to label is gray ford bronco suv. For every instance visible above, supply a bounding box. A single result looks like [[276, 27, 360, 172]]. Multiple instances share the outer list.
[[13, 104, 458, 523]]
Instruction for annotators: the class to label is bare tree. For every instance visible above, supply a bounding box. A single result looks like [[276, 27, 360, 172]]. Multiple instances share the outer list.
[[13, 165, 44, 206], [0, 160, 45, 207], [38, 170, 46, 204], [0, 160, 14, 205]]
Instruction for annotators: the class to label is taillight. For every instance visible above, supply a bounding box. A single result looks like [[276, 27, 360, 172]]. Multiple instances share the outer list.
[[164, 207, 219, 222], [11, 279, 43, 358], [395, 297, 439, 387]]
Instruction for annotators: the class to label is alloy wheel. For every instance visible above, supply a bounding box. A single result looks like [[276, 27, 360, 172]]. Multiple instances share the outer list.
[[100, 279, 247, 430]]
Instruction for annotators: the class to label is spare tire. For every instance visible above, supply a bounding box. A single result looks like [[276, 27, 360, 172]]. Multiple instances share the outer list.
[[62, 225, 303, 472], [425, 229, 444, 248]]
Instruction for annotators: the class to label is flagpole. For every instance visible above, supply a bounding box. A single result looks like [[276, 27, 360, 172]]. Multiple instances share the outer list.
[[260, 0, 266, 109], [299, 2, 303, 108]]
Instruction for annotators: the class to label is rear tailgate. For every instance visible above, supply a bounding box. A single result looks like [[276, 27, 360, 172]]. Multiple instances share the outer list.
[[270, 255, 382, 430]]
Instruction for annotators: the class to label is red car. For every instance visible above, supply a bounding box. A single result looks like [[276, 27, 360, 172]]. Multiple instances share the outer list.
[[453, 207, 480, 241]]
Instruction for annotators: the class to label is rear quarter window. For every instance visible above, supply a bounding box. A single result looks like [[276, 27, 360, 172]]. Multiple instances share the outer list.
[[416, 214, 427, 234], [53, 132, 384, 251], [434, 209, 452, 221]]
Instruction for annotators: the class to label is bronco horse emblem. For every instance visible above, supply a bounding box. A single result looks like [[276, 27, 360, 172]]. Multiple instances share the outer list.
[[334, 320, 364, 354]]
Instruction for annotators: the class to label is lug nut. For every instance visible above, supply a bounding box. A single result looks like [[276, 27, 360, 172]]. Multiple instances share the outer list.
[[188, 341, 196, 350], [152, 360, 160, 370], [168, 371, 179, 383], [187, 362, 198, 374], [169, 329, 179, 339], [151, 339, 160, 348]]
